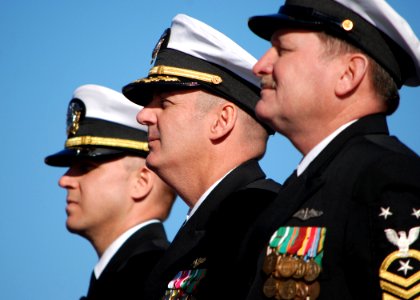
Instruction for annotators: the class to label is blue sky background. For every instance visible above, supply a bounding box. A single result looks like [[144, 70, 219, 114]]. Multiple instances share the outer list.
[[1, 1, 419, 299]]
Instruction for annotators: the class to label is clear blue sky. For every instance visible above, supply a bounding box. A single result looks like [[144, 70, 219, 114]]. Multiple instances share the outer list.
[[1, 1, 419, 299]]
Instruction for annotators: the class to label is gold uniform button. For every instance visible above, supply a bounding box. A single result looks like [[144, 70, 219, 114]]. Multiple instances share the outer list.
[[342, 19, 354, 31]]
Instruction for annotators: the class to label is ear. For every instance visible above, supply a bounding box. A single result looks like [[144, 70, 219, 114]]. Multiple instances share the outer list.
[[209, 103, 237, 141], [131, 166, 153, 201], [335, 53, 368, 97]]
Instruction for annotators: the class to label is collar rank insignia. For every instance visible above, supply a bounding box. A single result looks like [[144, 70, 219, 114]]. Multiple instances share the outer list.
[[66, 98, 85, 137], [150, 28, 170, 65], [293, 208, 323, 221], [380, 226, 420, 299]]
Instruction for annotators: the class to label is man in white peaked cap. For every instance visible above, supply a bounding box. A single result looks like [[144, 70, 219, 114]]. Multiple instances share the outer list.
[[122, 14, 281, 300], [45, 84, 176, 300], [245, 1, 420, 299]]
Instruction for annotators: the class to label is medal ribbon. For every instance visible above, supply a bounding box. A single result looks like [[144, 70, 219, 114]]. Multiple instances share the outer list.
[[317, 227, 326, 253], [308, 228, 321, 258], [268, 226, 327, 261], [303, 227, 318, 260], [269, 226, 288, 248], [175, 270, 189, 289], [287, 227, 308, 255], [166, 269, 207, 294], [185, 269, 206, 293], [305, 227, 326, 264], [279, 227, 296, 254], [180, 269, 195, 289], [285, 227, 300, 253], [296, 226, 313, 257], [168, 271, 181, 289], [315, 227, 326, 265]]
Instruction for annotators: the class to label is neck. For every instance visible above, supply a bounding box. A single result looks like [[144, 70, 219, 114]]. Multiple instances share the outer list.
[[87, 223, 134, 258], [165, 156, 242, 207]]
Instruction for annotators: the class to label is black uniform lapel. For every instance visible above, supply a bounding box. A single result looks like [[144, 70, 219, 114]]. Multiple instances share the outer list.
[[153, 159, 266, 274], [253, 114, 390, 244], [84, 271, 97, 299]]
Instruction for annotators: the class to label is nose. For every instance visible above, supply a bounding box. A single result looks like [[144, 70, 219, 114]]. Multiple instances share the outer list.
[[58, 169, 76, 189], [137, 102, 158, 126], [253, 48, 275, 77]]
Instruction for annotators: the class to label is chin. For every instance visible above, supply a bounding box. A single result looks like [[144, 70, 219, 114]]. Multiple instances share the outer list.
[[65, 219, 82, 234], [145, 154, 160, 172], [66, 224, 79, 234], [256, 102, 273, 122]]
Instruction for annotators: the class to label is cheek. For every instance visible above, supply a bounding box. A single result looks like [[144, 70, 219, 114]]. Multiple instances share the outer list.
[[162, 113, 192, 140], [84, 172, 128, 199], [85, 180, 128, 219]]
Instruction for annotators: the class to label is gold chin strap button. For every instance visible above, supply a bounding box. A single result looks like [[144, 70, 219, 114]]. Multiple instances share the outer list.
[[342, 19, 354, 31]]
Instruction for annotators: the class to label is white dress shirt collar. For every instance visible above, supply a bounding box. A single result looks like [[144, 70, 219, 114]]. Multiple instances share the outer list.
[[185, 168, 234, 222], [297, 120, 358, 176]]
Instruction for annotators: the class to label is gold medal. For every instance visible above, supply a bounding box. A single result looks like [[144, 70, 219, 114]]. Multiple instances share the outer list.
[[307, 281, 320, 299], [168, 289, 178, 300], [263, 251, 278, 275], [273, 255, 283, 278], [292, 258, 306, 279], [262, 226, 326, 299], [294, 280, 309, 299], [304, 259, 321, 282], [277, 256, 298, 278], [263, 275, 279, 298], [277, 279, 297, 300]]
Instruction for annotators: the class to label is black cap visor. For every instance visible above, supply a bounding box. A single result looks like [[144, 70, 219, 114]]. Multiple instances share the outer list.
[[123, 78, 201, 107], [249, 13, 324, 41], [44, 147, 146, 167]]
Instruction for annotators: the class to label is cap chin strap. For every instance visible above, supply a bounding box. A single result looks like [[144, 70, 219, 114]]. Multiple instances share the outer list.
[[65, 136, 149, 152], [149, 65, 223, 84]]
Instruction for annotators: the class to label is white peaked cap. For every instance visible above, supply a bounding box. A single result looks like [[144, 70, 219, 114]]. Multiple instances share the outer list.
[[168, 14, 259, 88], [74, 84, 147, 131], [335, 0, 420, 87], [45, 84, 149, 167], [123, 14, 274, 133]]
